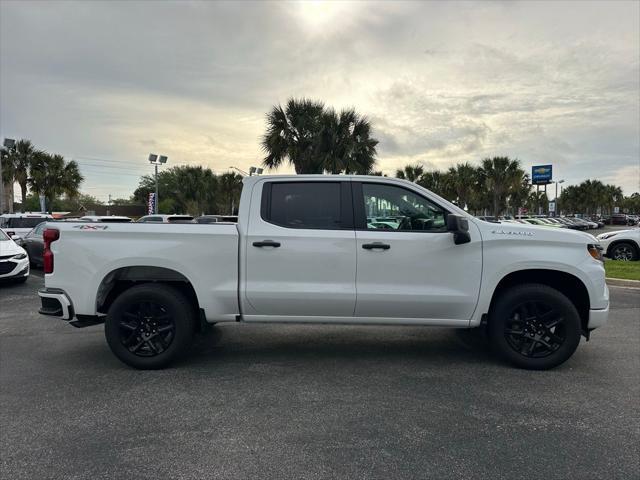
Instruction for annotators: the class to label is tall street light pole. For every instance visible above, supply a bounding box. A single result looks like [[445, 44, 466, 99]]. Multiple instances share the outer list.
[[229, 166, 249, 176], [555, 179, 565, 216], [229, 166, 263, 176], [149, 154, 168, 214]]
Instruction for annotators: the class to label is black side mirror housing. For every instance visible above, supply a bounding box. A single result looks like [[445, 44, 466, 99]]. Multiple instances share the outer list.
[[446, 214, 471, 245]]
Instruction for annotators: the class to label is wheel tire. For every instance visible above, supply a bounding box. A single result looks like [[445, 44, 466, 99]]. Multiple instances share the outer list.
[[610, 242, 638, 261], [105, 284, 196, 369], [488, 284, 581, 370]]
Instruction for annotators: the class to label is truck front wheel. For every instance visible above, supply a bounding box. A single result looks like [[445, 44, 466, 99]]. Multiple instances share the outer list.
[[488, 284, 581, 370], [105, 284, 195, 369]]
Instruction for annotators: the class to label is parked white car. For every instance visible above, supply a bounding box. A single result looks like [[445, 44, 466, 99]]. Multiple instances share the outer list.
[[596, 228, 640, 261], [0, 213, 52, 239], [136, 214, 194, 223], [0, 228, 30, 283], [38, 175, 608, 370]]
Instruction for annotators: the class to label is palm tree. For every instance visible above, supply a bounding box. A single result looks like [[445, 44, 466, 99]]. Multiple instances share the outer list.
[[13, 140, 36, 206], [478, 157, 524, 216], [395, 163, 425, 182], [262, 98, 378, 174], [29, 152, 83, 212], [217, 172, 243, 214], [337, 110, 378, 174], [1, 146, 16, 212], [169, 165, 217, 215], [262, 98, 326, 174], [417, 170, 452, 198], [447, 163, 479, 209], [508, 173, 532, 216], [605, 184, 623, 215]]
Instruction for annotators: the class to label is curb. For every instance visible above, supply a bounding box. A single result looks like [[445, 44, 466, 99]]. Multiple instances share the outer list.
[[606, 277, 640, 289]]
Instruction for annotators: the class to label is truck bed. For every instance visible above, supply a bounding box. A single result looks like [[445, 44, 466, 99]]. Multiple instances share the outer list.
[[45, 222, 240, 322]]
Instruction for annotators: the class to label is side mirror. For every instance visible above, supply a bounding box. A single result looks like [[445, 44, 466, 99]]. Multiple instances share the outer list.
[[446, 214, 471, 245], [6, 231, 15, 237]]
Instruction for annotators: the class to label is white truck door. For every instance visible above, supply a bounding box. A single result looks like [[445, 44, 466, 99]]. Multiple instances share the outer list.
[[244, 180, 357, 318], [353, 181, 482, 320]]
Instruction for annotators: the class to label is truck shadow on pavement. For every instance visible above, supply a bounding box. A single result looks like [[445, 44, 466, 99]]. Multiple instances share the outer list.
[[55, 324, 500, 370], [179, 324, 499, 369]]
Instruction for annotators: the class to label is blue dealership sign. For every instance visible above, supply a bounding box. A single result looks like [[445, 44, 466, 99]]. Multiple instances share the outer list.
[[532, 165, 552, 185]]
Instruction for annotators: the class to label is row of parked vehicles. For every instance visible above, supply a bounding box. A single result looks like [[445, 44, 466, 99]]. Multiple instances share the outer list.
[[0, 212, 239, 283], [476, 215, 606, 230]]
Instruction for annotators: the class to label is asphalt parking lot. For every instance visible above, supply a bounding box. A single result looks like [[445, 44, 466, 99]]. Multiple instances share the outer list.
[[1, 273, 638, 480]]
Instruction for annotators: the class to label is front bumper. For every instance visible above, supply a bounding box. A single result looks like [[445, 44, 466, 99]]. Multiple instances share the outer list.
[[588, 305, 609, 329], [0, 257, 29, 280]]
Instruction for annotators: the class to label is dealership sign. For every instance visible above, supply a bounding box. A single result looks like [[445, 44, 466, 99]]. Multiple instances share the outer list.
[[147, 193, 156, 214], [532, 165, 553, 185]]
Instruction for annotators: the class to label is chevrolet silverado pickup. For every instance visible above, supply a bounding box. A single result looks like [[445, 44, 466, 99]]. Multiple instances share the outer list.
[[37, 175, 609, 370]]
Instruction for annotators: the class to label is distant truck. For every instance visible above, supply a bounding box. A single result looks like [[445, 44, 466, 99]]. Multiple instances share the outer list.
[[37, 176, 609, 370]]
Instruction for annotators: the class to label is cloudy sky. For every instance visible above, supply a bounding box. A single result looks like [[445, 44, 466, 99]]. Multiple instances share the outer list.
[[1, 0, 639, 201]]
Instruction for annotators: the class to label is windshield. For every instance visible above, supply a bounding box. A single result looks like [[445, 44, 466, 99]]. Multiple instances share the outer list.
[[0, 229, 9, 241]]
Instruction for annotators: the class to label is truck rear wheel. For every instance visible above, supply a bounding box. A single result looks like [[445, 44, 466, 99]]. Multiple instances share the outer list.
[[488, 284, 581, 370], [105, 284, 195, 369]]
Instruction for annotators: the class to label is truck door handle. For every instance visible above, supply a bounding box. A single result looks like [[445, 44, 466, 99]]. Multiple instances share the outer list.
[[362, 242, 390, 250], [253, 240, 281, 248]]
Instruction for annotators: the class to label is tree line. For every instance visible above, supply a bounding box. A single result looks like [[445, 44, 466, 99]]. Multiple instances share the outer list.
[[394, 161, 637, 216], [560, 180, 637, 216], [133, 166, 243, 215], [1, 139, 83, 212]]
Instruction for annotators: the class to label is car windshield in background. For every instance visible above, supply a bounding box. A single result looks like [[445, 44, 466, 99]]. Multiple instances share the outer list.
[[2, 218, 48, 229], [167, 216, 194, 223]]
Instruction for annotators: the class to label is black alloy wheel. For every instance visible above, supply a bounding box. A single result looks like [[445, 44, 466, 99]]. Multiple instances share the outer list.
[[105, 284, 195, 369], [119, 301, 175, 357], [488, 284, 581, 370], [503, 301, 566, 359]]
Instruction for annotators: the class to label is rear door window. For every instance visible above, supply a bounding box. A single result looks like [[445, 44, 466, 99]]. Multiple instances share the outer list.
[[262, 182, 345, 230]]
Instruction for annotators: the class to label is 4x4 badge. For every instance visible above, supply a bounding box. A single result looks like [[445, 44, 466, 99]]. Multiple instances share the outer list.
[[73, 225, 108, 230]]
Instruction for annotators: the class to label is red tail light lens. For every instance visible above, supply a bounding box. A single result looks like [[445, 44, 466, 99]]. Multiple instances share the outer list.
[[43, 228, 60, 274]]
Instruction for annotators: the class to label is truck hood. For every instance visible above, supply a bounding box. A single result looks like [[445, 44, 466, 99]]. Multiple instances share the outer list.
[[472, 219, 597, 244]]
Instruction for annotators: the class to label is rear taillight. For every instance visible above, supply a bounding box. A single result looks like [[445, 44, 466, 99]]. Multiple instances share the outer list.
[[43, 228, 60, 274]]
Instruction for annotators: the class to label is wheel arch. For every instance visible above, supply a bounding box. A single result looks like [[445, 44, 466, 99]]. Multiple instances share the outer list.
[[96, 266, 200, 316], [488, 269, 591, 334], [606, 239, 639, 259]]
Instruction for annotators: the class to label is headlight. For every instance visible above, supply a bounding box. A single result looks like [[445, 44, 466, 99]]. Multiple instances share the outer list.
[[587, 244, 604, 262], [11, 253, 27, 260], [597, 232, 618, 240]]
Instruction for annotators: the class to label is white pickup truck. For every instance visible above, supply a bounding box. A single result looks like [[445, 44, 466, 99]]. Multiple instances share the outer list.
[[38, 175, 609, 370]]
